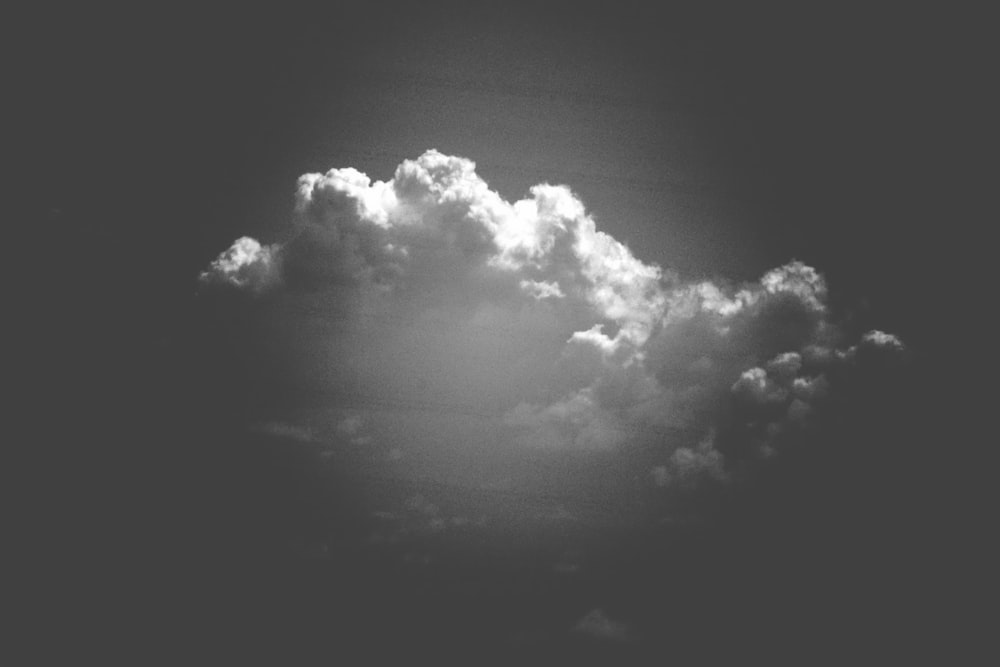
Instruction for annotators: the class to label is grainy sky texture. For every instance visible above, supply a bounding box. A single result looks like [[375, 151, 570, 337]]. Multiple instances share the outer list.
[[24, 2, 980, 663]]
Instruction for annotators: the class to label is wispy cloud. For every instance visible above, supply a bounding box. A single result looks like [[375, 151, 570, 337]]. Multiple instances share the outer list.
[[573, 608, 633, 643]]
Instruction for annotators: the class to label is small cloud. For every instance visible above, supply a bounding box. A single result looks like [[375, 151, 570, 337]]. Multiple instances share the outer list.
[[861, 329, 905, 351], [404, 494, 440, 517], [337, 414, 372, 445], [572, 608, 633, 643], [519, 278, 564, 300], [766, 351, 803, 380], [337, 414, 363, 436], [249, 421, 316, 443], [760, 260, 827, 311], [802, 344, 837, 364], [652, 431, 728, 490], [732, 367, 788, 404], [791, 374, 830, 401], [671, 432, 728, 485], [536, 505, 577, 522], [553, 549, 584, 575], [199, 236, 281, 292]]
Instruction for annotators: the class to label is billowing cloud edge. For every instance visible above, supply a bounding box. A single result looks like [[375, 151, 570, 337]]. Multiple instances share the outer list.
[[200, 149, 909, 490]]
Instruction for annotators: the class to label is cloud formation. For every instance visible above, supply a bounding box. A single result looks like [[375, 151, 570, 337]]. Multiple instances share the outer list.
[[199, 236, 281, 292], [573, 608, 633, 643], [201, 150, 907, 490]]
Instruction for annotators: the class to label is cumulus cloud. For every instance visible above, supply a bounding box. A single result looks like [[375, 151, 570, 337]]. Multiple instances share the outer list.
[[662, 431, 728, 488], [200, 149, 909, 491], [199, 236, 281, 292], [732, 367, 789, 405], [861, 329, 905, 350], [519, 279, 564, 300]]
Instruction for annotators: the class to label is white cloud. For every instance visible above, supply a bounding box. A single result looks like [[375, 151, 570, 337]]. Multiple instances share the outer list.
[[199, 150, 910, 490], [766, 352, 803, 380], [519, 279, 564, 300], [199, 236, 280, 292], [732, 367, 789, 405], [791, 375, 829, 401], [760, 261, 827, 311], [861, 329, 905, 351]]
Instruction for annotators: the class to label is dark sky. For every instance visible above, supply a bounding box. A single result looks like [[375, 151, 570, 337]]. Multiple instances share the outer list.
[[23, 3, 981, 664], [32, 4, 977, 343]]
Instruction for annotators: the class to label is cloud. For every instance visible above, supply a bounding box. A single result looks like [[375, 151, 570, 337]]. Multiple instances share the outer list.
[[861, 329, 905, 350], [651, 430, 728, 490], [767, 352, 803, 380], [519, 279, 564, 300], [732, 367, 789, 405], [200, 150, 909, 492], [337, 414, 363, 436], [572, 608, 633, 643], [198, 236, 281, 292], [332, 414, 373, 446], [249, 420, 317, 443], [670, 431, 728, 485], [367, 494, 479, 544], [505, 389, 629, 451]]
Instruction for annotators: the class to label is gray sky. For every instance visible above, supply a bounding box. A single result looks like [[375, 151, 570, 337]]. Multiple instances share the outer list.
[[25, 4, 974, 661]]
